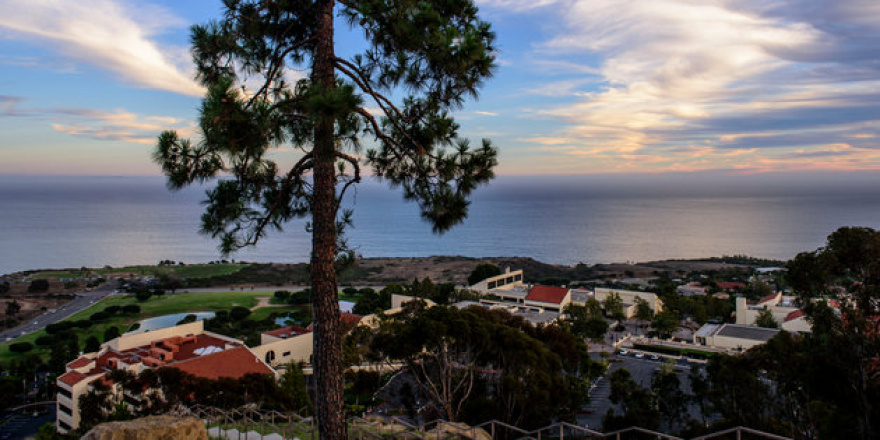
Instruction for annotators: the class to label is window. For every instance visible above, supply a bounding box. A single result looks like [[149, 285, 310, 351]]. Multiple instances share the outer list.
[[506, 277, 513, 284], [265, 350, 276, 363], [58, 388, 72, 400], [282, 351, 291, 357], [59, 403, 72, 416], [514, 274, 522, 281], [488, 281, 497, 289], [59, 421, 72, 431]]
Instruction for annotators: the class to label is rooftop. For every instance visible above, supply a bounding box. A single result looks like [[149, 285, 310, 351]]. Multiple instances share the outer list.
[[526, 285, 570, 304], [263, 325, 310, 339], [172, 346, 274, 380], [716, 324, 780, 341]]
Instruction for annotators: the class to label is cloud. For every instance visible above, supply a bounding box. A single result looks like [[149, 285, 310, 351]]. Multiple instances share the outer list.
[[0, 0, 202, 96], [474, 111, 499, 116], [514, 0, 880, 172], [47, 108, 195, 145]]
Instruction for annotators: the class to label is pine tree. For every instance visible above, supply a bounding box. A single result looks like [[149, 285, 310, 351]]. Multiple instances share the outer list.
[[153, 1, 497, 437]]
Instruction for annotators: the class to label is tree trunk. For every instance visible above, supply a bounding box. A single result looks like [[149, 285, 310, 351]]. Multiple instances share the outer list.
[[312, 0, 345, 438]]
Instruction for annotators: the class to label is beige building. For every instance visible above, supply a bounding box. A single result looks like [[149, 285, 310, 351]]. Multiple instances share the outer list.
[[694, 323, 780, 352], [591, 287, 663, 318], [735, 294, 811, 333], [469, 268, 524, 293], [56, 321, 276, 434]]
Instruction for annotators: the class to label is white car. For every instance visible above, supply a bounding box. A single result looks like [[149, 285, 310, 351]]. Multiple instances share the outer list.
[[618, 349, 629, 356], [634, 352, 645, 359], [650, 354, 660, 361]]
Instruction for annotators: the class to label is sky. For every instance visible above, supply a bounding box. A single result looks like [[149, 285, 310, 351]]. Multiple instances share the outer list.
[[0, 0, 879, 177]]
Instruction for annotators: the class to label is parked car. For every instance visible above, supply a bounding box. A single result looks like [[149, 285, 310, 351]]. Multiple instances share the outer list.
[[650, 354, 660, 361], [618, 349, 629, 356], [634, 352, 645, 359]]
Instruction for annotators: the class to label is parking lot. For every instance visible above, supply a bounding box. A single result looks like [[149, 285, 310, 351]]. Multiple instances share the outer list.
[[579, 350, 698, 430]]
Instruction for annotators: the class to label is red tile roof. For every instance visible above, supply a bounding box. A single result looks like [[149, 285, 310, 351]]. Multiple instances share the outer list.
[[58, 371, 87, 386], [264, 326, 310, 338], [67, 357, 93, 369], [757, 292, 779, 304], [717, 282, 746, 290], [784, 309, 805, 322], [171, 347, 273, 380], [526, 285, 570, 304]]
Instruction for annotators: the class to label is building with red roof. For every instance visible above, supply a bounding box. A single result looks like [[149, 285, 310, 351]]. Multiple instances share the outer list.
[[524, 285, 572, 312], [56, 320, 276, 434]]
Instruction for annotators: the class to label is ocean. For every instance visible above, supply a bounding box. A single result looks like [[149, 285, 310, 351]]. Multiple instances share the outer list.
[[2, 173, 879, 275]]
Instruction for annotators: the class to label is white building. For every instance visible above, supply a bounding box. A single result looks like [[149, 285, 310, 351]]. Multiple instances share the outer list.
[[694, 323, 780, 352], [735, 294, 811, 333]]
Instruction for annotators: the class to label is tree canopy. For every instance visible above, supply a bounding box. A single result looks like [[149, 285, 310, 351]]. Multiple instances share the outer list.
[[153, 1, 497, 436]]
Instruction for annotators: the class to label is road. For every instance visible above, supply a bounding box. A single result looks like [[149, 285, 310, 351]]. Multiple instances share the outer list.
[[1, 283, 118, 343], [0, 404, 55, 440]]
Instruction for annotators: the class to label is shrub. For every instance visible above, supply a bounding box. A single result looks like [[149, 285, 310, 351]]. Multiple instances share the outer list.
[[230, 306, 251, 321], [104, 305, 121, 315], [9, 342, 33, 353], [45, 323, 63, 335], [75, 320, 93, 328], [35, 335, 56, 346], [274, 290, 291, 300], [89, 312, 109, 322], [28, 279, 50, 293], [135, 290, 152, 302], [122, 305, 141, 314]]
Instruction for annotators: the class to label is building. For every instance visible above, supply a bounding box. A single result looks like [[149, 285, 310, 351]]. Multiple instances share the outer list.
[[591, 287, 663, 318], [524, 285, 572, 312], [677, 282, 708, 297], [735, 294, 811, 333], [693, 323, 780, 352], [469, 268, 524, 293], [56, 320, 275, 434]]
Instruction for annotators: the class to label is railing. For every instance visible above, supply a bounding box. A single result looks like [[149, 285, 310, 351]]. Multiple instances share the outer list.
[[167, 404, 792, 440]]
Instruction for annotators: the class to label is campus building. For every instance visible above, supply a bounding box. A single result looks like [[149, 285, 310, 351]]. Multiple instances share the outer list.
[[735, 294, 811, 333], [693, 323, 780, 352], [590, 287, 664, 319], [55, 320, 317, 434]]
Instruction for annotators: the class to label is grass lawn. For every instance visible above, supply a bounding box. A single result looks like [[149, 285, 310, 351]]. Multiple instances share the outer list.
[[30, 264, 248, 280], [0, 290, 279, 365]]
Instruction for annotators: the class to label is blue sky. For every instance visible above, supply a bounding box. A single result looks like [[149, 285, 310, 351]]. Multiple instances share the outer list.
[[1, 0, 879, 176]]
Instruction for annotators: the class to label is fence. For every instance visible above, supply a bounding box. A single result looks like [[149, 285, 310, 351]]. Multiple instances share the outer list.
[[167, 404, 792, 440]]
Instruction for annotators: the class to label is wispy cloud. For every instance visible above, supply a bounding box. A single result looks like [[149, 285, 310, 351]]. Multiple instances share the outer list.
[[48, 109, 195, 145], [474, 111, 499, 116], [498, 0, 880, 173], [0, 0, 202, 96]]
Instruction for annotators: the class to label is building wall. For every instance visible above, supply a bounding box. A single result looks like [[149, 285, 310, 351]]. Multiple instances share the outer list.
[[709, 334, 768, 351], [251, 332, 314, 367], [469, 269, 524, 293], [56, 374, 100, 433], [107, 320, 206, 351], [594, 287, 664, 314]]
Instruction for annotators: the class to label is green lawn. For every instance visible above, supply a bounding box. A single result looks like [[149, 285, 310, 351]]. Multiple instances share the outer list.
[[0, 290, 280, 365], [30, 264, 247, 280]]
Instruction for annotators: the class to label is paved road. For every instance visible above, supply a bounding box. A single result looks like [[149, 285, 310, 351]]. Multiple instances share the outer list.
[[1, 283, 118, 343]]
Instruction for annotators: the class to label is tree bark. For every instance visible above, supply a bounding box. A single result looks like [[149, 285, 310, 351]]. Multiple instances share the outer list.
[[312, 0, 345, 438]]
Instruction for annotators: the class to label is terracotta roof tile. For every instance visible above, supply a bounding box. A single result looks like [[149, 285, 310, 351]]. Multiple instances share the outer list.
[[171, 347, 273, 380], [784, 309, 805, 322], [67, 357, 93, 369], [717, 282, 746, 290], [58, 371, 87, 386], [526, 285, 570, 304], [757, 292, 779, 304], [264, 326, 310, 338]]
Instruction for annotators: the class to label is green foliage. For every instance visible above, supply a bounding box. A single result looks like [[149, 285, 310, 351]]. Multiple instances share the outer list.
[[121, 304, 141, 314], [35, 422, 67, 440], [650, 311, 680, 339], [603, 292, 626, 322], [603, 368, 660, 431], [755, 308, 778, 328], [5, 300, 21, 317], [84, 336, 101, 353], [89, 311, 110, 322], [35, 335, 56, 346], [368, 305, 588, 427], [635, 297, 653, 322], [9, 342, 33, 353], [28, 278, 49, 293], [565, 304, 609, 340], [280, 362, 312, 415], [467, 263, 502, 285], [135, 290, 152, 302], [230, 306, 252, 321], [103, 326, 120, 342]]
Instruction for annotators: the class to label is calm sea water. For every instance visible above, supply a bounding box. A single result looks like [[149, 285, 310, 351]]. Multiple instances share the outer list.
[[2, 174, 879, 275]]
